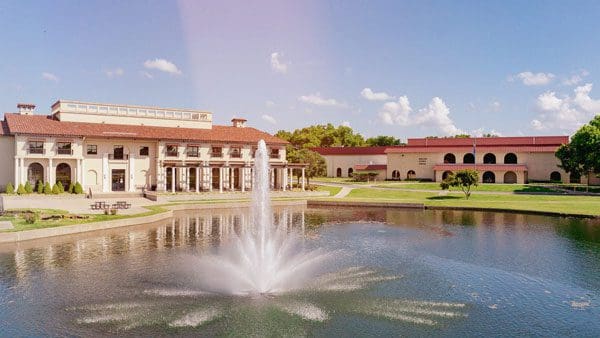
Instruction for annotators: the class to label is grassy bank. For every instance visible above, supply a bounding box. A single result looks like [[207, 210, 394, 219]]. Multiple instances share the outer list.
[[316, 185, 343, 196], [335, 188, 600, 216], [372, 182, 560, 193]]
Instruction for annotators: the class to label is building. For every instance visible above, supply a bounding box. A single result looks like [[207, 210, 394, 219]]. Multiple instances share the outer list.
[[314, 136, 599, 184], [0, 100, 307, 194]]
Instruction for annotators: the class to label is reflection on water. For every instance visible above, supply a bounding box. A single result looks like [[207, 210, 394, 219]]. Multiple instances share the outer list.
[[0, 206, 599, 336]]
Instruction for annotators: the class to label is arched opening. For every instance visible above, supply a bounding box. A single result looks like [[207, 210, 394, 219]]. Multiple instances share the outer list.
[[407, 170, 416, 180], [504, 153, 517, 164], [443, 153, 456, 164], [233, 168, 241, 190], [212, 167, 221, 189], [550, 171, 562, 182], [348, 168, 354, 177], [442, 171, 453, 180], [569, 172, 581, 184], [463, 153, 475, 164], [391, 170, 400, 180], [483, 153, 496, 164], [166, 167, 173, 191], [86, 170, 98, 185], [56, 163, 71, 188], [483, 171, 496, 183], [336, 168, 342, 177], [27, 162, 44, 186], [503, 171, 517, 184]]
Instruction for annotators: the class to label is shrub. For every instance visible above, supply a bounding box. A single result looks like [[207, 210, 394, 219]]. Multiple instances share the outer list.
[[74, 182, 83, 194], [67, 182, 75, 194], [110, 208, 118, 215], [24, 181, 33, 194], [23, 212, 39, 224], [52, 183, 60, 194], [5, 182, 14, 194], [104, 208, 110, 215], [17, 184, 26, 195], [43, 182, 52, 194], [36, 180, 44, 194], [57, 181, 64, 193]]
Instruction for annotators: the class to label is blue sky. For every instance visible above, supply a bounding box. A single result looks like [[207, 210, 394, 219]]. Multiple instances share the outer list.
[[1, 0, 600, 139]]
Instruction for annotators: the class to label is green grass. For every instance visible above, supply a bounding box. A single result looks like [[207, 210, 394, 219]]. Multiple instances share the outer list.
[[311, 177, 373, 184], [1, 205, 168, 232], [372, 182, 560, 193], [341, 188, 600, 216], [316, 185, 342, 196]]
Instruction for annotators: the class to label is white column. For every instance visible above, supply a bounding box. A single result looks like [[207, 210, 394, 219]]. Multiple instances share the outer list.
[[219, 167, 223, 193], [20, 158, 26, 185], [185, 167, 190, 192], [128, 155, 136, 192], [14, 157, 19, 187], [301, 167, 306, 191], [171, 167, 176, 193], [81, 158, 86, 186], [195, 167, 200, 193], [208, 167, 213, 192], [270, 168, 274, 190], [282, 167, 287, 191], [289, 168, 294, 189], [101, 155, 109, 192], [230, 167, 234, 191], [241, 167, 246, 192]]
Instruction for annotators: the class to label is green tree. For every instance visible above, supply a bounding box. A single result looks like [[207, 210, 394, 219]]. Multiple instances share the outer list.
[[67, 182, 75, 194], [24, 181, 33, 194], [556, 115, 600, 187], [57, 181, 64, 193], [74, 182, 84, 194], [36, 180, 44, 194], [43, 182, 52, 194], [365, 135, 403, 146], [17, 184, 26, 195], [52, 183, 60, 194], [440, 169, 479, 199], [286, 148, 326, 186], [5, 182, 14, 194]]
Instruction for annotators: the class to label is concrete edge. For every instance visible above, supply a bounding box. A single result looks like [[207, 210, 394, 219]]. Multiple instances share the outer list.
[[424, 205, 599, 219], [307, 200, 424, 209]]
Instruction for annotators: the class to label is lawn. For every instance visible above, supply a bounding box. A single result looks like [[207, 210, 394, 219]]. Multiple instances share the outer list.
[[315, 185, 342, 196], [341, 188, 600, 216], [312, 177, 373, 185], [372, 182, 561, 193]]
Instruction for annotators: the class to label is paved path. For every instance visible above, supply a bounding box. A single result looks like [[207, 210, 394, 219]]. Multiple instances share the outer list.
[[0, 221, 13, 230], [333, 186, 354, 198]]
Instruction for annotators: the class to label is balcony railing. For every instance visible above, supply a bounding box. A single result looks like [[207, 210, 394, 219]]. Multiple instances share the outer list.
[[28, 148, 45, 155], [211, 152, 223, 158], [109, 154, 129, 160], [166, 151, 179, 157], [186, 152, 199, 158], [57, 148, 73, 155], [269, 153, 280, 159], [230, 152, 242, 158]]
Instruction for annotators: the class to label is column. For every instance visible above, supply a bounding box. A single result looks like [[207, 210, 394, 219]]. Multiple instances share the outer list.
[[20, 158, 26, 185], [289, 168, 294, 189], [282, 167, 287, 191], [230, 167, 234, 191], [185, 167, 190, 192], [301, 167, 306, 191], [14, 157, 19, 187], [270, 168, 274, 190], [171, 167, 176, 193], [208, 166, 213, 192], [195, 167, 200, 193], [81, 158, 86, 187], [241, 167, 246, 192], [219, 167, 223, 193], [128, 155, 136, 192], [101, 155, 109, 192]]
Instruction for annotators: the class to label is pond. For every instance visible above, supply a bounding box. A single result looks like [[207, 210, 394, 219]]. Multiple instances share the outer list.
[[0, 205, 599, 337]]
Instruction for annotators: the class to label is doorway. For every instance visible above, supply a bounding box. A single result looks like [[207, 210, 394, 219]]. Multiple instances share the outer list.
[[112, 169, 126, 191]]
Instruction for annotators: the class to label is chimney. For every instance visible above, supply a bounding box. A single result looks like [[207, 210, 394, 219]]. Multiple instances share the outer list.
[[17, 103, 36, 115], [231, 118, 247, 128]]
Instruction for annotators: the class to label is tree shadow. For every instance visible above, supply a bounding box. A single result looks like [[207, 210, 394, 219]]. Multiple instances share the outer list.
[[426, 196, 462, 200]]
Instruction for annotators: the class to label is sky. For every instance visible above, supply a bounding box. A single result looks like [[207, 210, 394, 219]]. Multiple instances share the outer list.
[[1, 0, 600, 139]]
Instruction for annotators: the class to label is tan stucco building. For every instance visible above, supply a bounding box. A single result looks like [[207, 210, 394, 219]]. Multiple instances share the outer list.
[[1, 100, 307, 194], [315, 136, 600, 184]]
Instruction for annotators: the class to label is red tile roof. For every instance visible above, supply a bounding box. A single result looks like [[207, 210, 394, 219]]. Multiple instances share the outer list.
[[3, 113, 287, 145], [385, 145, 560, 153], [312, 146, 394, 155], [407, 136, 568, 147], [354, 164, 387, 171], [433, 164, 528, 172]]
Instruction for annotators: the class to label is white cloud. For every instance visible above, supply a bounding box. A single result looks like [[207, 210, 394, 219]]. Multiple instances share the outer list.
[[265, 100, 275, 107], [511, 71, 555, 86], [379, 96, 462, 136], [105, 68, 124, 78], [563, 70, 589, 86], [143, 58, 182, 75], [261, 114, 277, 124], [472, 127, 503, 137], [341, 121, 351, 127], [270, 52, 289, 74], [42, 72, 59, 82], [531, 83, 600, 131], [360, 88, 394, 101], [298, 93, 346, 108]]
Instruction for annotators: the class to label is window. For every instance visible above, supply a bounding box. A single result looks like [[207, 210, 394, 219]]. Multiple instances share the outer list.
[[230, 147, 241, 158], [443, 153, 456, 164], [87, 145, 97, 155], [252, 147, 257, 158], [28, 141, 44, 154], [166, 145, 178, 157], [139, 146, 149, 156], [113, 145, 124, 160], [418, 158, 427, 165], [504, 153, 517, 164], [187, 145, 199, 157], [463, 153, 475, 164], [270, 148, 280, 159], [56, 142, 72, 155], [483, 153, 496, 164], [211, 146, 223, 158]]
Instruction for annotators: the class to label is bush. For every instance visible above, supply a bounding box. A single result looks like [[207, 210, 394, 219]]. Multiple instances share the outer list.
[[74, 182, 83, 194], [110, 208, 118, 215], [17, 184, 26, 195], [24, 181, 33, 194], [23, 212, 39, 224], [57, 181, 64, 193], [36, 180, 44, 194], [5, 182, 14, 194], [52, 183, 60, 194], [67, 182, 75, 194], [43, 182, 52, 194]]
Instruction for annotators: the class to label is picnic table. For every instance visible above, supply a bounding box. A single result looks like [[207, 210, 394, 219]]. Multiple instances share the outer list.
[[112, 201, 132, 209], [90, 201, 131, 210], [90, 201, 109, 210]]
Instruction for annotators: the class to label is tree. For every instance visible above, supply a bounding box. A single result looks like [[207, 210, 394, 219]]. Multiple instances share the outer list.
[[67, 182, 75, 194], [556, 115, 600, 187], [57, 181, 64, 193], [43, 182, 52, 194], [52, 183, 60, 194], [24, 181, 33, 194], [17, 184, 26, 195], [5, 182, 14, 194], [36, 180, 44, 194], [74, 182, 83, 194], [440, 169, 479, 199], [365, 135, 403, 146], [287, 148, 326, 186]]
